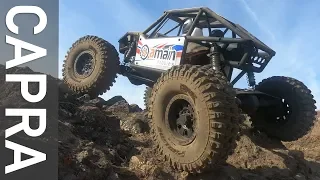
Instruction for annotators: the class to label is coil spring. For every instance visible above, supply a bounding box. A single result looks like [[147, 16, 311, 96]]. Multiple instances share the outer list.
[[211, 45, 221, 70], [246, 71, 256, 87]]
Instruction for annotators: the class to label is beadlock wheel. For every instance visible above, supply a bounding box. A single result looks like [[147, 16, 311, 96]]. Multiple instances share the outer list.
[[250, 76, 317, 141], [62, 35, 120, 98], [148, 65, 241, 173]]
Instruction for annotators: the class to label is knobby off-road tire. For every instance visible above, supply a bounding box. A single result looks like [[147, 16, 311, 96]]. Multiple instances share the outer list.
[[148, 65, 241, 173], [250, 76, 317, 141], [62, 35, 120, 98], [144, 87, 152, 109], [199, 65, 242, 147]]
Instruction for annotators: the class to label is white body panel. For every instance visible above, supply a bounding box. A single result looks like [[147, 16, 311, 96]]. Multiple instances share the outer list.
[[134, 36, 185, 70]]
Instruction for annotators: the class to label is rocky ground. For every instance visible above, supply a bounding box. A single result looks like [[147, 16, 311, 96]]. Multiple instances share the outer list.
[[57, 88, 320, 180], [0, 65, 319, 180]]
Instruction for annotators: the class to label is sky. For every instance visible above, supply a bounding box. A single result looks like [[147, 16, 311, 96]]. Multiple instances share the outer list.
[[58, 0, 320, 110]]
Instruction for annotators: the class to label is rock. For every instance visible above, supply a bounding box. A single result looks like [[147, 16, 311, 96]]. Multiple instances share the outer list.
[[105, 96, 126, 106], [120, 113, 150, 134], [90, 148, 110, 169], [107, 170, 120, 180], [133, 119, 149, 133], [242, 173, 267, 180], [59, 108, 73, 118], [129, 155, 144, 169], [294, 173, 306, 180], [116, 144, 130, 158], [84, 97, 107, 108], [312, 177, 320, 180], [129, 156, 162, 178], [0, 65, 137, 179], [75, 106, 106, 124], [121, 119, 149, 134], [289, 150, 305, 160], [58, 81, 73, 95], [129, 104, 142, 113], [76, 94, 108, 109], [106, 100, 130, 114], [3, 64, 320, 180], [148, 166, 162, 177], [61, 174, 78, 180], [73, 105, 121, 145], [76, 150, 89, 163], [77, 94, 91, 102]]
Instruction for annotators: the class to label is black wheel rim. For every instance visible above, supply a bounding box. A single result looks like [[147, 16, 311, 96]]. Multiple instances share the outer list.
[[74, 50, 95, 78], [274, 98, 291, 124], [265, 98, 291, 125], [165, 95, 196, 145]]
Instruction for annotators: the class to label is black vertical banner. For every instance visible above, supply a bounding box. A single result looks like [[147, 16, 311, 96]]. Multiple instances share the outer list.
[[0, 0, 58, 180]]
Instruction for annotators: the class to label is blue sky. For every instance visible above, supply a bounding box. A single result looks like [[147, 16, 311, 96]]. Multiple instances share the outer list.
[[58, 0, 320, 109]]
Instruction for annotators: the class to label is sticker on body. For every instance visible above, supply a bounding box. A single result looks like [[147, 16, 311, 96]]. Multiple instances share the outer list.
[[135, 36, 185, 70]]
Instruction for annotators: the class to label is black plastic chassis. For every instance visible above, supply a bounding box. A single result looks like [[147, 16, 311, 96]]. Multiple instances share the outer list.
[[118, 7, 280, 114]]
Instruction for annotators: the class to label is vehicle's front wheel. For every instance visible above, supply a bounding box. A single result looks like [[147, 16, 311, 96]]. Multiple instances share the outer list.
[[250, 76, 317, 141], [148, 65, 241, 173], [62, 35, 120, 98]]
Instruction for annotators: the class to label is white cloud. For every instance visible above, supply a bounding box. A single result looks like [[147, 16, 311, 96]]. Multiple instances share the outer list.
[[239, 0, 320, 109], [238, 0, 276, 41]]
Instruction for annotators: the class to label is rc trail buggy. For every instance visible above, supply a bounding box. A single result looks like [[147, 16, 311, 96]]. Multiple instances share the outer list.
[[62, 7, 317, 173]]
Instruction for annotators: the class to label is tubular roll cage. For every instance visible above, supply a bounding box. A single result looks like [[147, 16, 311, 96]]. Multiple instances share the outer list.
[[140, 7, 276, 85]]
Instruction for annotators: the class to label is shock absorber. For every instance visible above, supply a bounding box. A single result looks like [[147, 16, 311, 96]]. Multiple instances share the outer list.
[[246, 71, 256, 88], [210, 44, 221, 71], [124, 41, 136, 63]]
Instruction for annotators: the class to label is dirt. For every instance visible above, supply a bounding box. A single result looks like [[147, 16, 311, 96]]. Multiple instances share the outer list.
[[126, 116, 320, 180], [0, 64, 319, 180]]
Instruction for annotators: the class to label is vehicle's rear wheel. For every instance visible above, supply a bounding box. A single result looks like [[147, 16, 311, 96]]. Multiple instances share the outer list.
[[148, 65, 240, 173], [62, 35, 120, 98], [250, 76, 317, 141]]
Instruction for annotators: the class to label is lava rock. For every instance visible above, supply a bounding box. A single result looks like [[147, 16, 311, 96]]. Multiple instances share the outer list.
[[105, 96, 126, 106], [84, 97, 107, 109], [77, 94, 91, 102], [106, 100, 130, 114], [120, 112, 150, 134], [295, 173, 306, 180], [129, 104, 142, 113]]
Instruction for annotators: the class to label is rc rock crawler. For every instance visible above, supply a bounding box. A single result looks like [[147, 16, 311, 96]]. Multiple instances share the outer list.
[[62, 7, 317, 173]]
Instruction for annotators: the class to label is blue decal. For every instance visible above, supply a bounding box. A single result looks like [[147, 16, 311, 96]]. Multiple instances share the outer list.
[[172, 45, 183, 51]]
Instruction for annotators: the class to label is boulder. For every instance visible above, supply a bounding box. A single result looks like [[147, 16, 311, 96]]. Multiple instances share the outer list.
[[129, 104, 142, 113]]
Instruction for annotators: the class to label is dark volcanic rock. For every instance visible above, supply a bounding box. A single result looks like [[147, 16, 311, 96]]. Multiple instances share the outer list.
[[120, 112, 150, 134], [2, 64, 320, 180], [74, 105, 121, 145], [129, 104, 142, 113], [105, 100, 130, 114], [85, 97, 107, 108], [0, 64, 135, 180], [105, 96, 126, 106], [77, 94, 108, 109]]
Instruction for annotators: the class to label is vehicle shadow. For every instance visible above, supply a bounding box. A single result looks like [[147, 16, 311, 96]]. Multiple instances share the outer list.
[[185, 151, 320, 180], [185, 128, 320, 180]]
